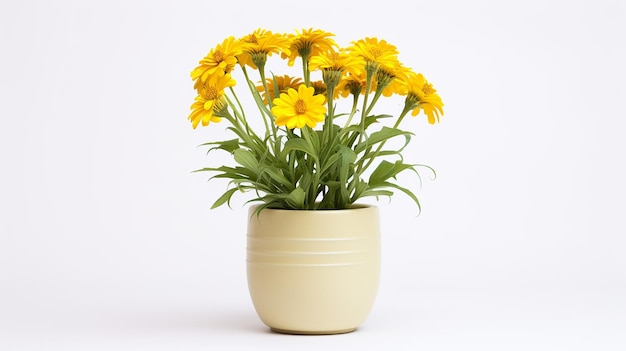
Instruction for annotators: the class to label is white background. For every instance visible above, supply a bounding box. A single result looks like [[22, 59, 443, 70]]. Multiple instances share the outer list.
[[1, 0, 625, 350]]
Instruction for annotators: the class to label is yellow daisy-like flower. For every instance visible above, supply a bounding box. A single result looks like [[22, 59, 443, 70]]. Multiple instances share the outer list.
[[283, 28, 337, 66], [377, 63, 411, 97], [309, 49, 364, 98], [191, 36, 243, 86], [404, 73, 444, 124], [188, 73, 236, 129], [336, 72, 372, 98], [237, 28, 291, 69], [309, 48, 365, 79], [310, 80, 327, 100], [348, 37, 400, 72], [256, 75, 304, 104], [271, 85, 327, 129]]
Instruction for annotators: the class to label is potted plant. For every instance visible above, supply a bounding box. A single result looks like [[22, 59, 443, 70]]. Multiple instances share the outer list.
[[187, 28, 444, 334]]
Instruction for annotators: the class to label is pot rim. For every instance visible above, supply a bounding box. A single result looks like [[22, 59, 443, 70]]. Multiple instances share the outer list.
[[250, 203, 377, 212]]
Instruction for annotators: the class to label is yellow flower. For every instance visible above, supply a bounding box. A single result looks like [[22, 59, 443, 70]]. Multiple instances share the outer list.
[[237, 29, 291, 69], [191, 36, 243, 87], [310, 48, 363, 74], [377, 63, 411, 97], [310, 48, 365, 93], [256, 75, 304, 104], [188, 73, 236, 129], [310, 80, 327, 100], [336, 72, 372, 98], [283, 28, 337, 66], [348, 37, 400, 72], [404, 73, 444, 124], [271, 85, 327, 129]]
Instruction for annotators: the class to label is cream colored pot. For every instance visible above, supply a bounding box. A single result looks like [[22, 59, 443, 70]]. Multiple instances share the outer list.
[[246, 204, 381, 334]]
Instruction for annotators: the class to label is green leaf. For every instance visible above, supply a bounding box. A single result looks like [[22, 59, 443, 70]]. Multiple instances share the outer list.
[[271, 73, 281, 102], [380, 181, 422, 214], [340, 114, 393, 135], [354, 126, 412, 154], [359, 150, 404, 161], [283, 137, 317, 157], [361, 189, 394, 198], [199, 139, 240, 154], [285, 188, 306, 208], [194, 166, 257, 183], [211, 187, 239, 209], [350, 178, 369, 202], [299, 172, 313, 192], [368, 160, 416, 185], [362, 114, 393, 129], [233, 148, 259, 172], [260, 168, 293, 189], [339, 114, 394, 147], [246, 79, 272, 115], [319, 152, 342, 174], [337, 145, 357, 203], [338, 144, 357, 164]]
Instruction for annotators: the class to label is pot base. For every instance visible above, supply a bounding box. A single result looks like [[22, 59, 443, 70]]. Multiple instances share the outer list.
[[270, 327, 357, 335]]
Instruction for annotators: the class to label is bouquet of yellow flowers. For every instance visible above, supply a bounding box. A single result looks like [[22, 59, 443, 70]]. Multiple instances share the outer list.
[[188, 28, 444, 212]]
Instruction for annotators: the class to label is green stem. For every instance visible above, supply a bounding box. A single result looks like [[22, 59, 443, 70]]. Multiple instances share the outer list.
[[241, 66, 272, 139], [220, 110, 263, 156], [342, 94, 360, 129], [258, 69, 278, 132], [258, 68, 282, 159], [301, 127, 320, 209], [358, 106, 411, 174], [324, 86, 335, 145], [301, 53, 310, 86], [357, 73, 374, 145], [364, 89, 384, 117], [226, 88, 260, 141]]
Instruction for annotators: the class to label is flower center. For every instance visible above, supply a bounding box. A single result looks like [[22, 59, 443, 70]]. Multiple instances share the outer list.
[[245, 35, 258, 45], [205, 86, 218, 100], [422, 83, 436, 95], [369, 47, 382, 58], [212, 51, 224, 63], [295, 99, 306, 114]]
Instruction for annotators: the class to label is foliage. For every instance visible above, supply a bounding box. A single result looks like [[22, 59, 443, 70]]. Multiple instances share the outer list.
[[187, 28, 444, 212]]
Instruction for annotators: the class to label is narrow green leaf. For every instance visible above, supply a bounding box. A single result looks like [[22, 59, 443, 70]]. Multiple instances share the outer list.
[[350, 178, 369, 202], [211, 187, 239, 209], [369, 160, 416, 185], [195, 165, 256, 180], [285, 188, 306, 208], [339, 114, 393, 137], [319, 152, 342, 174], [260, 168, 293, 189], [354, 126, 413, 154], [362, 114, 393, 130], [338, 144, 357, 164], [380, 181, 422, 214], [361, 189, 394, 198], [338, 145, 357, 203], [359, 150, 404, 161], [271, 73, 280, 102], [283, 137, 317, 157], [199, 139, 240, 154], [246, 79, 273, 118], [299, 172, 313, 193], [233, 148, 259, 171]]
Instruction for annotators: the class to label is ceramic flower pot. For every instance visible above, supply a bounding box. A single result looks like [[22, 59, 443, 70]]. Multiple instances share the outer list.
[[246, 204, 381, 334]]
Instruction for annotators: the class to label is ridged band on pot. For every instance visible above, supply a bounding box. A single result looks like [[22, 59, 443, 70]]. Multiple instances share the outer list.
[[246, 204, 381, 335]]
